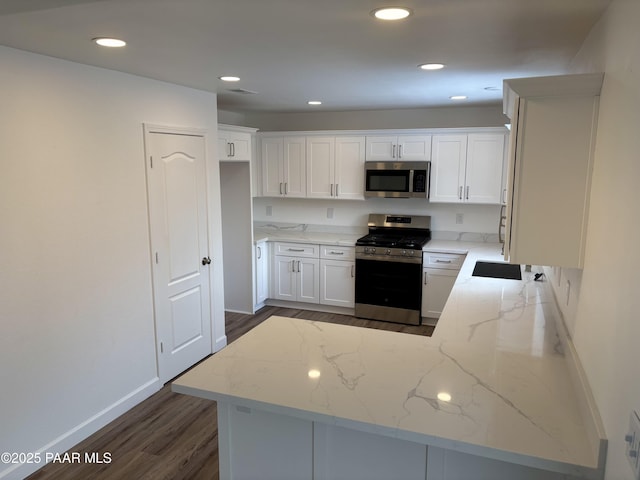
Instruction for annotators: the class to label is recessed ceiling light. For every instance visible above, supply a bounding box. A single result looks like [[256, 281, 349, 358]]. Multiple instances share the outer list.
[[450, 95, 468, 101], [437, 392, 452, 402], [307, 100, 322, 105], [372, 7, 412, 20], [219, 76, 241, 82], [93, 37, 126, 48], [484, 86, 501, 91], [419, 63, 445, 71]]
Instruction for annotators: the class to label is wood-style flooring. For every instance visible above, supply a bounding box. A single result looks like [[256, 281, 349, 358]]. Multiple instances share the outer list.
[[27, 306, 433, 480]]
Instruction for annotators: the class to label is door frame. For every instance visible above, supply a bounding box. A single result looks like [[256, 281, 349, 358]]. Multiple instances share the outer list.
[[142, 123, 217, 382]]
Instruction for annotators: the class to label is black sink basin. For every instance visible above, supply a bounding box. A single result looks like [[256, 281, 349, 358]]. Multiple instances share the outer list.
[[472, 261, 522, 280]]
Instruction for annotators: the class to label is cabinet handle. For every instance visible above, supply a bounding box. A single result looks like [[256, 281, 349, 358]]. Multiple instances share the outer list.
[[291, 260, 295, 272], [351, 265, 355, 278], [280, 182, 283, 195], [331, 183, 334, 196], [297, 260, 301, 273], [231, 142, 235, 157], [392, 144, 396, 158], [257, 246, 262, 259], [330, 251, 344, 255], [287, 248, 305, 252], [435, 259, 452, 264], [336, 184, 339, 197], [398, 144, 403, 158], [502, 188, 507, 204], [285, 182, 288, 195], [459, 186, 463, 200], [466, 186, 470, 200], [424, 271, 428, 284]]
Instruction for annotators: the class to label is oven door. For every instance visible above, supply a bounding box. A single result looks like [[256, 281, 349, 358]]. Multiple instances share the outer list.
[[354, 257, 422, 325]]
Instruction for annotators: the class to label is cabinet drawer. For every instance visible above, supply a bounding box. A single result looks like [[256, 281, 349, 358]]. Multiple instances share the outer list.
[[320, 245, 355, 261], [423, 252, 465, 270], [274, 242, 319, 258]]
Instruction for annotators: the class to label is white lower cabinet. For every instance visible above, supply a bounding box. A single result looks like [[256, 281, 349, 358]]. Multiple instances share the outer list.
[[272, 242, 319, 304], [421, 252, 465, 324], [319, 245, 355, 308], [218, 403, 569, 480], [254, 240, 269, 309]]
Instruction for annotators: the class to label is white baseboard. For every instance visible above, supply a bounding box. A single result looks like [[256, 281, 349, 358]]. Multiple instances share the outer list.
[[1, 377, 162, 480]]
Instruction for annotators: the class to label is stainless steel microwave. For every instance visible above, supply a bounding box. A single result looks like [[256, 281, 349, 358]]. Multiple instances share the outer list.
[[364, 161, 430, 198]]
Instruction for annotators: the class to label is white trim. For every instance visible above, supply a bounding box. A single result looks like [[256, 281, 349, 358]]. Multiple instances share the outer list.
[[1, 378, 161, 480]]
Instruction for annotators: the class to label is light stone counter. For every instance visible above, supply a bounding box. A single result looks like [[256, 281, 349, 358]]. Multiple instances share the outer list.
[[173, 239, 606, 479], [253, 227, 363, 246]]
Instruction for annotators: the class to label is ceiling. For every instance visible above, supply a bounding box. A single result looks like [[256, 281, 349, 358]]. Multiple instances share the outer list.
[[0, 0, 611, 113]]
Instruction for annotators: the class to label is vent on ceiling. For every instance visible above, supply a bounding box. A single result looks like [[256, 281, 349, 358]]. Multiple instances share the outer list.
[[227, 88, 258, 95]]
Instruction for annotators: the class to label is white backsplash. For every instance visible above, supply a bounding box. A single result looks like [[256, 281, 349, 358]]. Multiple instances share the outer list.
[[253, 197, 502, 241]]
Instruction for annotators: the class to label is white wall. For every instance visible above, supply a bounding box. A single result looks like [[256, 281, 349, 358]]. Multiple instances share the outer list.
[[0, 46, 223, 479], [560, 0, 640, 478], [242, 105, 507, 131]]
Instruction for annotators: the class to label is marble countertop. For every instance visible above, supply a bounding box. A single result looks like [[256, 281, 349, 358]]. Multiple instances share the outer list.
[[253, 227, 363, 246], [173, 239, 605, 479]]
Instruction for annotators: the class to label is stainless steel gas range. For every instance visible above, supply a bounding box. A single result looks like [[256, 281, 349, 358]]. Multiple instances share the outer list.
[[354, 214, 431, 325]]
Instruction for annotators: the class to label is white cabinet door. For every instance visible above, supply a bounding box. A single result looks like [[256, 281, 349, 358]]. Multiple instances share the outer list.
[[219, 129, 251, 161], [429, 135, 468, 203], [464, 134, 505, 204], [365, 135, 397, 161], [261, 137, 284, 197], [306, 137, 335, 198], [397, 135, 431, 161], [218, 402, 313, 480], [320, 259, 355, 308], [255, 241, 269, 308], [283, 136, 306, 197], [365, 135, 431, 161], [261, 137, 306, 197], [421, 268, 458, 319], [298, 258, 320, 304], [313, 423, 427, 480], [504, 90, 600, 268], [273, 255, 296, 301], [335, 136, 365, 200]]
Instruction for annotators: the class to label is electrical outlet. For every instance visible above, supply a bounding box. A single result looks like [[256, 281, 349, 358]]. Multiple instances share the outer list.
[[327, 207, 334, 219], [625, 411, 640, 479], [455, 213, 464, 225], [266, 205, 272, 217]]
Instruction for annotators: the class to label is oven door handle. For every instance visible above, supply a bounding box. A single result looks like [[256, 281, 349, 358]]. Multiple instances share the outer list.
[[424, 271, 428, 284]]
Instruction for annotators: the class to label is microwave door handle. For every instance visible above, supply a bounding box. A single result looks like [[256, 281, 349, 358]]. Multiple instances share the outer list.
[[398, 144, 402, 159], [409, 170, 414, 194]]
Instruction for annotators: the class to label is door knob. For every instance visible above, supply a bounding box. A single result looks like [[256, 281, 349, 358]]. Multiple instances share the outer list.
[[202, 256, 212, 265]]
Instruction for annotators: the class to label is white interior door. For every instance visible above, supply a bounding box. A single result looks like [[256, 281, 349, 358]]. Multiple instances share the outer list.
[[145, 126, 212, 383]]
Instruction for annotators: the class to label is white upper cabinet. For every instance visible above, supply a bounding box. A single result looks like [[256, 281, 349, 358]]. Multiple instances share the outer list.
[[218, 125, 254, 161], [261, 136, 306, 197], [430, 133, 505, 204], [465, 134, 506, 204], [307, 136, 365, 200], [365, 135, 431, 161], [429, 135, 468, 203], [503, 73, 603, 268]]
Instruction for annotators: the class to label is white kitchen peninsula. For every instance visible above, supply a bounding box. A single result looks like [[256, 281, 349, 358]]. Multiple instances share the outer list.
[[173, 243, 606, 480]]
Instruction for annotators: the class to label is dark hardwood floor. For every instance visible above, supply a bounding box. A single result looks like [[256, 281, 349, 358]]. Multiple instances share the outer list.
[[27, 307, 433, 480]]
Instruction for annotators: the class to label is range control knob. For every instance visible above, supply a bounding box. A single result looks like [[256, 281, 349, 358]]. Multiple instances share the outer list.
[[386, 249, 391, 255], [402, 249, 407, 256]]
